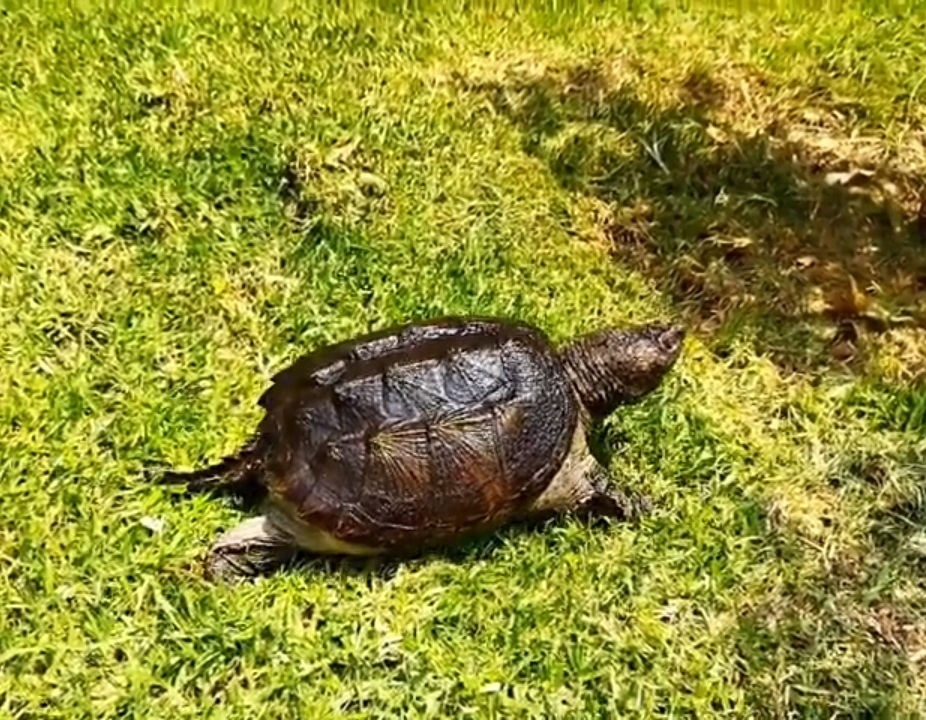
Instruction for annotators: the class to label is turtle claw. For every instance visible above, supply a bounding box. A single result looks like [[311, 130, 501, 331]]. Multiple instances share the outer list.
[[576, 489, 652, 523], [203, 515, 299, 583]]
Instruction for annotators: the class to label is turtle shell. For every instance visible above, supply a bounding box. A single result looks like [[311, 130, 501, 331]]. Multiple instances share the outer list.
[[254, 317, 580, 549]]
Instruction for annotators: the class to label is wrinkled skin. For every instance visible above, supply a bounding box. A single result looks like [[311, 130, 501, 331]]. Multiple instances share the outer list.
[[561, 324, 685, 419]]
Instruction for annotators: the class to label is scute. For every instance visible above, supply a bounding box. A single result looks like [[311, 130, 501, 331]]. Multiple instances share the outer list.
[[257, 318, 580, 549]]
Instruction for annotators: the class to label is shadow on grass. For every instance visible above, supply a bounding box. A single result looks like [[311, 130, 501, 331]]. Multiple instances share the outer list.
[[200, 507, 632, 582], [282, 524, 542, 581], [733, 590, 915, 717], [457, 59, 926, 374], [732, 443, 926, 717]]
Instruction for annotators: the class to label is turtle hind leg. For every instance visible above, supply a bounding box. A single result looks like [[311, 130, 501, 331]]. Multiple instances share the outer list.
[[204, 515, 300, 582]]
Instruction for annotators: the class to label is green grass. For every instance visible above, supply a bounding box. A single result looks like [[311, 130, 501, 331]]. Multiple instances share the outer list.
[[2, 1, 926, 717]]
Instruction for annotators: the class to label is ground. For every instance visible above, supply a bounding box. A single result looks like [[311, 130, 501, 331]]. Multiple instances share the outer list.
[[2, 2, 926, 718]]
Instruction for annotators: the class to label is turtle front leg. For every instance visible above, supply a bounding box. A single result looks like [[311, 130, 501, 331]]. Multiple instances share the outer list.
[[574, 462, 652, 523], [204, 515, 299, 582], [525, 435, 651, 523]]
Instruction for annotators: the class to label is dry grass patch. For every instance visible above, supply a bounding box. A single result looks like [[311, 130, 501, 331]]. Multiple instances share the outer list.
[[451, 50, 926, 377]]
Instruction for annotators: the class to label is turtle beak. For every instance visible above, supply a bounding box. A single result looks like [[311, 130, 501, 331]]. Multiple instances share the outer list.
[[652, 324, 685, 364]]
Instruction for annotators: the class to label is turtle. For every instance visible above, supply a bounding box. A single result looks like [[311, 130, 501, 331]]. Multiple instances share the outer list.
[[158, 316, 684, 581]]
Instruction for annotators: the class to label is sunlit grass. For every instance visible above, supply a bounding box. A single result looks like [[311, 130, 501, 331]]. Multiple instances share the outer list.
[[1, 2, 925, 717]]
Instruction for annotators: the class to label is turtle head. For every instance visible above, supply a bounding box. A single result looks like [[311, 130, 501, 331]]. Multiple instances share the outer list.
[[561, 323, 684, 420]]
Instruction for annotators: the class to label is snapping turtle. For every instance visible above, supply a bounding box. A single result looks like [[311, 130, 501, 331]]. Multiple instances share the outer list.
[[159, 316, 683, 580]]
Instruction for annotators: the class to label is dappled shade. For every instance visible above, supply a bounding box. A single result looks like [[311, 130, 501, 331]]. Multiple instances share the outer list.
[[456, 56, 926, 374]]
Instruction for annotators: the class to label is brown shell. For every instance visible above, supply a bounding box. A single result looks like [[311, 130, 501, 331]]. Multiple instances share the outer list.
[[254, 317, 579, 549]]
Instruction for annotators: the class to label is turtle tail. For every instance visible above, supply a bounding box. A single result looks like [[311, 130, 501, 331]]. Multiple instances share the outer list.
[[154, 435, 264, 497]]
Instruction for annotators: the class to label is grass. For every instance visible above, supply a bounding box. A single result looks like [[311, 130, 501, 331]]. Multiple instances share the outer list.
[[2, 1, 926, 717]]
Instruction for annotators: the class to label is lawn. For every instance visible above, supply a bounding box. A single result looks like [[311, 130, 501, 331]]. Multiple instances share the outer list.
[[2, 1, 926, 717]]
